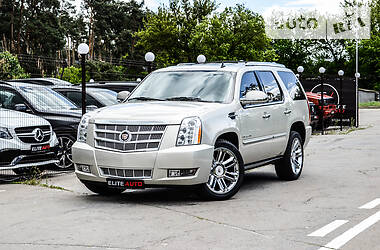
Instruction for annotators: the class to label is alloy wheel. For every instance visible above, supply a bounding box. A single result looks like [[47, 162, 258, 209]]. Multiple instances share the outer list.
[[290, 137, 303, 175], [206, 147, 240, 195], [55, 136, 74, 169]]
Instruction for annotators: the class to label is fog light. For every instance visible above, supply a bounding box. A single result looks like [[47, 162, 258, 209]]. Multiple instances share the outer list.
[[77, 164, 91, 173], [168, 169, 197, 178]]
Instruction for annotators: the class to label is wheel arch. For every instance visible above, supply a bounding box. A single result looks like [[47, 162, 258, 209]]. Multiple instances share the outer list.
[[214, 131, 240, 149], [290, 121, 306, 144]]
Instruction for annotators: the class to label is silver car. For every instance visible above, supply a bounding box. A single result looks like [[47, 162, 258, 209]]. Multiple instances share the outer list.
[[72, 62, 312, 200]]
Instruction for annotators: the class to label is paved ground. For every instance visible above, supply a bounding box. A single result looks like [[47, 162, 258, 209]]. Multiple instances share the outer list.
[[0, 109, 379, 250]]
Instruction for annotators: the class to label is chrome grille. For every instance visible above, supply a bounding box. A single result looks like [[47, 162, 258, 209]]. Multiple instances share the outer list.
[[100, 167, 152, 179], [94, 124, 166, 152], [14, 125, 51, 144]]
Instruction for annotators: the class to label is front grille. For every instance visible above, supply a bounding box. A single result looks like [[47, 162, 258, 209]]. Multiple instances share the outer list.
[[100, 167, 152, 179], [15, 126, 51, 144], [94, 124, 166, 152]]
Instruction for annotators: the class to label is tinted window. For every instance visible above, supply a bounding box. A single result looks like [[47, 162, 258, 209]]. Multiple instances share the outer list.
[[277, 71, 306, 100], [0, 88, 25, 110], [63, 91, 99, 107], [256, 71, 282, 102], [240, 72, 262, 98]]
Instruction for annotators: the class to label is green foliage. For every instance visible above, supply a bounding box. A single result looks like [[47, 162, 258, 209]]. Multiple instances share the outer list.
[[0, 51, 29, 80], [59, 66, 84, 84], [190, 5, 276, 62], [359, 101, 380, 108]]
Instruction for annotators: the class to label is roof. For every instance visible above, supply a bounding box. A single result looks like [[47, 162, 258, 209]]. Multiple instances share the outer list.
[[1, 81, 52, 89], [156, 61, 287, 73], [51, 86, 115, 93]]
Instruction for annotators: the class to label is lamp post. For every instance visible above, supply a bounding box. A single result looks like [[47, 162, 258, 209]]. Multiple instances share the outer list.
[[197, 55, 206, 64], [338, 70, 344, 131], [145, 52, 155, 73], [78, 43, 89, 116], [355, 72, 360, 128], [297, 66, 304, 81], [319, 67, 326, 135]]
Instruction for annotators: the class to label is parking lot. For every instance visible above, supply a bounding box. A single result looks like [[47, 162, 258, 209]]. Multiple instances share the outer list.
[[0, 109, 379, 250]]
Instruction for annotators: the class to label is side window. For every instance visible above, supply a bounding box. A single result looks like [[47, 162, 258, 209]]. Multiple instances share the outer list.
[[0, 89, 25, 110], [277, 71, 306, 100], [240, 71, 262, 98], [86, 94, 100, 107], [256, 71, 282, 102], [65, 91, 82, 107]]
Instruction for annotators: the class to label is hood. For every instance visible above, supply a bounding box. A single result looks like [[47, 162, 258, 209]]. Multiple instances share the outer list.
[[90, 101, 224, 124], [39, 109, 83, 118], [0, 109, 50, 128]]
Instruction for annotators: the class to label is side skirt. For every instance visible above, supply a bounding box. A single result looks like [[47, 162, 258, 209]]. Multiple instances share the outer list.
[[244, 156, 283, 171]]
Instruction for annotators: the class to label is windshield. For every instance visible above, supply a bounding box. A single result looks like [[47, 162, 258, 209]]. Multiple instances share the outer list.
[[18, 86, 78, 112], [128, 71, 235, 103], [90, 89, 118, 106]]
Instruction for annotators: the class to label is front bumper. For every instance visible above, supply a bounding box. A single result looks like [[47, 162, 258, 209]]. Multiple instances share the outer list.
[[73, 142, 214, 186], [0, 147, 59, 170]]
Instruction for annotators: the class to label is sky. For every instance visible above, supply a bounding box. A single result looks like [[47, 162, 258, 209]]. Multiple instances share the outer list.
[[73, 0, 346, 14]]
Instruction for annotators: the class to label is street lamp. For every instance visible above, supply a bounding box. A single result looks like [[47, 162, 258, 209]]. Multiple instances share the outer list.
[[338, 70, 344, 131], [145, 52, 155, 73], [319, 67, 326, 135], [78, 43, 89, 116], [197, 55, 206, 64], [297, 66, 304, 81], [354, 72, 360, 127]]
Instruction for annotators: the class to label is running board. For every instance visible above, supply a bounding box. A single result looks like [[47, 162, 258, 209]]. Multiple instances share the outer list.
[[244, 156, 283, 171]]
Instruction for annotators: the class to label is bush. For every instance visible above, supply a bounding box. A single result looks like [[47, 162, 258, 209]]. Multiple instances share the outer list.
[[0, 51, 29, 80]]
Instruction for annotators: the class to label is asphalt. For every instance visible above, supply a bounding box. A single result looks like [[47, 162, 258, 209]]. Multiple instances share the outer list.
[[0, 109, 379, 250]]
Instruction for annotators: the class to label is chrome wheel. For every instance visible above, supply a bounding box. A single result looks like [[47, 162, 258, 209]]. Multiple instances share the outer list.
[[206, 147, 239, 195], [290, 137, 303, 175], [55, 136, 74, 169]]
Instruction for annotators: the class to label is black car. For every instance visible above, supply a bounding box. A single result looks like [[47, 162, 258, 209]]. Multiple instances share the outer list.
[[0, 81, 82, 169], [52, 86, 118, 108], [9, 78, 72, 86], [83, 81, 138, 93]]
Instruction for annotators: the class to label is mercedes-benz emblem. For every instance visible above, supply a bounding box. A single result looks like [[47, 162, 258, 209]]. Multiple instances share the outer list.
[[119, 130, 132, 142], [33, 128, 44, 142]]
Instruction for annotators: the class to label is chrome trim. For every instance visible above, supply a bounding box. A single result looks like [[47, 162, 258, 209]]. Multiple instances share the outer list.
[[99, 167, 153, 179], [0, 160, 59, 170], [242, 133, 287, 145], [92, 120, 172, 125]]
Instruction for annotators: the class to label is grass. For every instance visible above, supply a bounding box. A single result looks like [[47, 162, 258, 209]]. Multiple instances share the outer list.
[[12, 170, 72, 192], [359, 101, 380, 109]]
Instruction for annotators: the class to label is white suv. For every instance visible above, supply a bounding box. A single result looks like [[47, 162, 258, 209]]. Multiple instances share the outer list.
[[0, 108, 58, 174], [73, 62, 312, 200]]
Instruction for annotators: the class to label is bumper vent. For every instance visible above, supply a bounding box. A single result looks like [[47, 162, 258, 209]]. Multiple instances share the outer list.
[[94, 124, 166, 152], [100, 167, 152, 179]]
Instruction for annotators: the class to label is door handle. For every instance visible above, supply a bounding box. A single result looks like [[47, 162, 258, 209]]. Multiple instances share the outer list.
[[284, 109, 292, 115], [262, 113, 271, 119]]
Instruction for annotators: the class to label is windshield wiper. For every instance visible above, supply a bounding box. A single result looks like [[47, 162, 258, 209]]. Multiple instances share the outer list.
[[165, 96, 209, 102], [128, 97, 165, 101]]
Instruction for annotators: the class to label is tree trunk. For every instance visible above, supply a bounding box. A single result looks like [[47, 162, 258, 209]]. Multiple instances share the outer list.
[[17, 0, 25, 54]]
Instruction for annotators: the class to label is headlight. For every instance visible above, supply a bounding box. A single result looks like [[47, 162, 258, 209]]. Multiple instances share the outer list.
[[77, 114, 91, 142], [176, 117, 202, 146], [0, 127, 12, 140]]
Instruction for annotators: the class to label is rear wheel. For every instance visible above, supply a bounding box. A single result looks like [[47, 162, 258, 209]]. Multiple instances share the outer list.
[[198, 140, 244, 200], [81, 180, 126, 195], [275, 131, 304, 180]]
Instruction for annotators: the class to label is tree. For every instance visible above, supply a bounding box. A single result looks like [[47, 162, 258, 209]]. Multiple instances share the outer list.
[[135, 0, 217, 66], [190, 5, 277, 62], [0, 51, 29, 79]]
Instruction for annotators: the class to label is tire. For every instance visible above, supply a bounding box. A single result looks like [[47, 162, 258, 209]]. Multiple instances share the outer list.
[[275, 131, 304, 181], [55, 134, 75, 170], [81, 180, 126, 195], [198, 139, 244, 200]]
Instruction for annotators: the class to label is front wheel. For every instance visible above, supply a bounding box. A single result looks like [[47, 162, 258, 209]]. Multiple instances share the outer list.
[[55, 134, 75, 169], [198, 140, 244, 200], [275, 131, 304, 180]]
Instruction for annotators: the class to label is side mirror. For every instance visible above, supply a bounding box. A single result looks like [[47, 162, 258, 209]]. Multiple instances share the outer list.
[[117, 91, 130, 103], [15, 103, 28, 112], [86, 105, 98, 111], [240, 90, 269, 106]]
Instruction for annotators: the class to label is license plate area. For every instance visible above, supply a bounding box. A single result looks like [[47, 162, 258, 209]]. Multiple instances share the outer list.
[[106, 179, 145, 189], [31, 144, 50, 153]]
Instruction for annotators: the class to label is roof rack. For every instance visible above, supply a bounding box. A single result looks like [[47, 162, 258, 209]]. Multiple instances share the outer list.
[[245, 62, 286, 68]]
